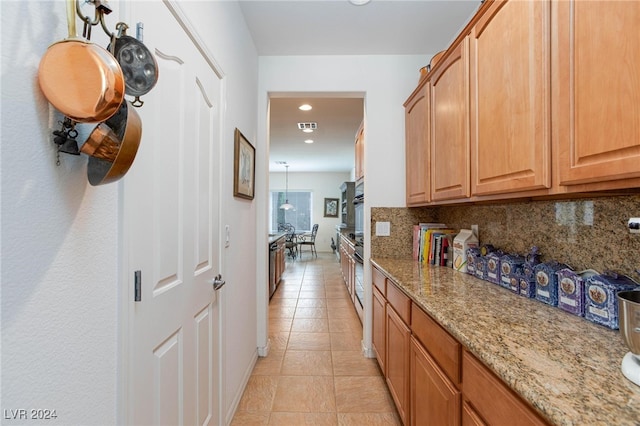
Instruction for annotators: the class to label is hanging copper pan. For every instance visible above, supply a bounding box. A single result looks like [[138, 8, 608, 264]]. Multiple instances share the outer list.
[[82, 100, 142, 186], [38, 0, 124, 123]]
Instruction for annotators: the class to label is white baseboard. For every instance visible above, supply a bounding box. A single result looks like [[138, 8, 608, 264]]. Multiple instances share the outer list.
[[224, 349, 258, 425]]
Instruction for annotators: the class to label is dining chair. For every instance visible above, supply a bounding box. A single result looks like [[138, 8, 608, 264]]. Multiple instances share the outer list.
[[297, 224, 319, 258]]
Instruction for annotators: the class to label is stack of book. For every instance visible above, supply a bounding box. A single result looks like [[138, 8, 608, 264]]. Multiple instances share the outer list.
[[412, 223, 457, 266]]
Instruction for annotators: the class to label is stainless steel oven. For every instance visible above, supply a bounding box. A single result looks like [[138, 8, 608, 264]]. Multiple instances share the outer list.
[[353, 182, 364, 236]]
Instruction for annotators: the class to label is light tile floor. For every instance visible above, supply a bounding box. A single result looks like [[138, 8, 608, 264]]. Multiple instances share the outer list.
[[231, 252, 401, 426]]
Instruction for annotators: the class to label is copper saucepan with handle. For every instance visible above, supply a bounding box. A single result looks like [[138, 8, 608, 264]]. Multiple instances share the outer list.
[[82, 100, 142, 186], [38, 0, 125, 123]]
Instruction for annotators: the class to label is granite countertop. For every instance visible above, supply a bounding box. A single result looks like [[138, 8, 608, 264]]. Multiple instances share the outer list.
[[371, 257, 640, 426], [268, 232, 286, 244]]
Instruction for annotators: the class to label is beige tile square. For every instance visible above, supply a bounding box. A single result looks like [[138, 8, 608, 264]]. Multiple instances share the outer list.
[[301, 280, 325, 287], [237, 375, 279, 412], [269, 305, 296, 319], [287, 332, 331, 351], [337, 412, 401, 426], [297, 298, 327, 308], [270, 298, 298, 307], [332, 351, 381, 376], [291, 318, 329, 333], [273, 289, 300, 299], [328, 318, 361, 334], [269, 332, 290, 351], [295, 307, 328, 319], [281, 350, 333, 375], [272, 376, 337, 412], [327, 306, 358, 320], [325, 288, 350, 299], [231, 411, 270, 426], [334, 376, 396, 413], [269, 318, 293, 333], [326, 298, 352, 308], [252, 351, 284, 376], [268, 412, 338, 425], [330, 332, 362, 351], [298, 289, 326, 299]]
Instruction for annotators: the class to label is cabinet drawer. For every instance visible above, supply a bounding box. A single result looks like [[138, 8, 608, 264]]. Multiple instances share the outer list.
[[386, 281, 411, 324], [411, 303, 461, 385], [462, 350, 548, 426], [372, 266, 387, 295]]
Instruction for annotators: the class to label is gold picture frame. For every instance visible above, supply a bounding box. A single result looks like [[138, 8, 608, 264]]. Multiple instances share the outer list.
[[233, 128, 255, 200], [324, 198, 339, 218]]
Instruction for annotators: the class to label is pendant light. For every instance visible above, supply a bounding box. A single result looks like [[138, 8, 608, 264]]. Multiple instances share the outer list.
[[280, 164, 294, 210]]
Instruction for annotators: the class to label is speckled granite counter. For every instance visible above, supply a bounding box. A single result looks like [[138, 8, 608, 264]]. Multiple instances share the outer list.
[[371, 257, 640, 426], [268, 232, 286, 244]]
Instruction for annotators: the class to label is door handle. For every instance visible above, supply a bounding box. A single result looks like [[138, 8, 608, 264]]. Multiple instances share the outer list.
[[210, 274, 225, 291]]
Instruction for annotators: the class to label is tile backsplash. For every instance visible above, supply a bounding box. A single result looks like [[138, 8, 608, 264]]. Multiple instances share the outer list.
[[371, 195, 640, 278]]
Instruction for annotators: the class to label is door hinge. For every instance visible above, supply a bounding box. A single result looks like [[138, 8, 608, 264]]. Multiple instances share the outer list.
[[134, 270, 142, 302]]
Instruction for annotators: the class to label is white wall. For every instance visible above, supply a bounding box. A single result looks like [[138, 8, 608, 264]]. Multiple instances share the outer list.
[[269, 171, 351, 253], [1, 1, 259, 424], [257, 54, 425, 356]]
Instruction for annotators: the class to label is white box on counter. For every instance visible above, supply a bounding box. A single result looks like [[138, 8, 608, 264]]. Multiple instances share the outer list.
[[453, 229, 478, 273]]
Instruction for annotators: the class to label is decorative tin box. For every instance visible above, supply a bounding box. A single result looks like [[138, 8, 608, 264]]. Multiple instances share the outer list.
[[517, 273, 536, 298], [500, 253, 526, 289], [474, 256, 487, 281], [485, 251, 503, 285], [556, 268, 598, 317], [466, 247, 481, 276], [534, 261, 568, 306], [522, 247, 542, 280], [584, 272, 640, 329]]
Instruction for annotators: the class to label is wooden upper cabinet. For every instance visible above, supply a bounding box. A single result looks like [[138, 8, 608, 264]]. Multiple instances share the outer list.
[[405, 81, 430, 206], [553, 0, 640, 186], [470, 0, 551, 196], [431, 38, 471, 201], [355, 122, 365, 182]]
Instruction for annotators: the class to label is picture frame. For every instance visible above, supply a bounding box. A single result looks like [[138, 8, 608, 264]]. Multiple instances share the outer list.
[[233, 128, 255, 200], [324, 198, 339, 218]]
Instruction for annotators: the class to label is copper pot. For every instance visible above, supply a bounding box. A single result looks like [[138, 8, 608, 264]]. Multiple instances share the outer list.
[[38, 0, 124, 123], [82, 101, 142, 185]]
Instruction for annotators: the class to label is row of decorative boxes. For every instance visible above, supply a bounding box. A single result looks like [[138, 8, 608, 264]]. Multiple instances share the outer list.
[[466, 246, 640, 329]]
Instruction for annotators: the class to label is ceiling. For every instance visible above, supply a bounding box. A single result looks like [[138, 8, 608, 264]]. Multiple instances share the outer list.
[[239, 0, 481, 172]]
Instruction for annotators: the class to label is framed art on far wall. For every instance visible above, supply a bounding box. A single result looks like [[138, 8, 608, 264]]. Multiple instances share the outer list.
[[324, 198, 339, 218], [233, 128, 255, 200]]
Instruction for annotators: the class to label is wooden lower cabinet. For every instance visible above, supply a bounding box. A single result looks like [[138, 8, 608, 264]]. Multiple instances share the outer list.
[[462, 350, 548, 426], [386, 305, 411, 425], [462, 402, 487, 426], [372, 284, 386, 373], [410, 336, 461, 426], [372, 266, 549, 426]]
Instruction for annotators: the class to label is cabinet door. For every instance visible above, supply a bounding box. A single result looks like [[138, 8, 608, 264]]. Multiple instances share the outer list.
[[386, 305, 411, 425], [411, 337, 461, 426], [405, 82, 430, 206], [372, 285, 386, 373], [462, 402, 487, 426], [553, 0, 640, 186], [431, 38, 471, 201], [470, 0, 551, 195], [462, 350, 548, 426]]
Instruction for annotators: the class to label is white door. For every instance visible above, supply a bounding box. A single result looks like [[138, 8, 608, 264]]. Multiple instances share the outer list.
[[123, 2, 223, 425]]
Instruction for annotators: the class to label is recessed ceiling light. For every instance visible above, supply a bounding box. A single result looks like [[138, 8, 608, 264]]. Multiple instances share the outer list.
[[302, 128, 314, 133], [304, 139, 314, 144], [298, 104, 312, 111], [349, 0, 371, 5]]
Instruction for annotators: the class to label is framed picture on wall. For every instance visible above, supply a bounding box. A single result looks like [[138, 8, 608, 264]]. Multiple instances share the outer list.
[[324, 198, 339, 218], [233, 128, 255, 200]]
